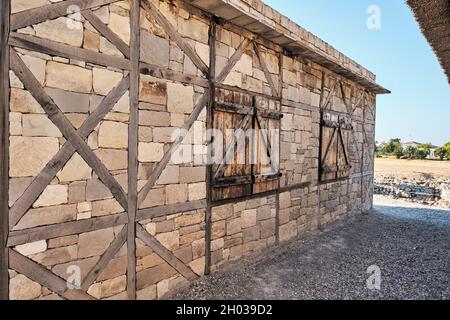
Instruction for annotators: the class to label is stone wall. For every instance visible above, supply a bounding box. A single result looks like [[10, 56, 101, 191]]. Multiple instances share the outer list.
[[4, 0, 378, 300]]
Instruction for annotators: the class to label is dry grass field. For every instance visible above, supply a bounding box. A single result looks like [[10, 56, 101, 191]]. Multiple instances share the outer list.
[[374, 158, 450, 179]]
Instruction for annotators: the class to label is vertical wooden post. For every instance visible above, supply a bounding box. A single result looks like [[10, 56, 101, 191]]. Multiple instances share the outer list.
[[316, 71, 326, 231], [127, 0, 140, 300], [205, 18, 216, 275], [0, 0, 10, 301], [360, 94, 366, 213], [275, 51, 283, 245]]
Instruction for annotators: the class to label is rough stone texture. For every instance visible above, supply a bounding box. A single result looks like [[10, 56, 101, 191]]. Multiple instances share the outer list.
[[98, 121, 128, 149], [140, 31, 169, 67], [78, 228, 115, 259], [10, 88, 44, 114], [93, 68, 123, 96], [94, 149, 128, 171], [139, 75, 167, 105], [33, 185, 68, 208], [45, 88, 90, 113], [138, 142, 164, 162], [14, 204, 77, 230], [9, 136, 59, 177], [15, 240, 47, 256], [167, 83, 194, 114], [34, 17, 83, 47], [9, 275, 42, 300], [46, 62, 92, 93], [108, 13, 130, 44], [57, 153, 92, 183], [22, 114, 62, 137]]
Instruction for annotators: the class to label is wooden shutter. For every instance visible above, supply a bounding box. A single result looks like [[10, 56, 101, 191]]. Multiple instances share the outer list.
[[320, 112, 352, 182], [252, 96, 281, 194], [212, 88, 253, 201]]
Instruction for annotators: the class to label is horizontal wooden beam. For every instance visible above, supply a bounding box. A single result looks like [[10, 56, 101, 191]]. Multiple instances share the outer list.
[[9, 32, 130, 70], [8, 213, 128, 247], [11, 0, 118, 31], [140, 62, 209, 87], [137, 199, 206, 222]]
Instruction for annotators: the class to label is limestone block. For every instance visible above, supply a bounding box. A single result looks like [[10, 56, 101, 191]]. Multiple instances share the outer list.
[[113, 91, 129, 113], [175, 211, 203, 228], [34, 17, 83, 47], [78, 227, 115, 258], [155, 230, 180, 251], [140, 31, 169, 67], [167, 83, 194, 114], [156, 166, 179, 185], [179, 166, 205, 183], [10, 136, 59, 177], [34, 185, 68, 208], [153, 127, 177, 143], [174, 245, 193, 264], [88, 275, 127, 299], [98, 121, 128, 149], [165, 184, 188, 204], [10, 88, 44, 114], [11, 0, 49, 13], [57, 153, 92, 183], [83, 30, 100, 51], [86, 178, 113, 201], [189, 257, 205, 276], [52, 256, 98, 282], [93, 68, 123, 96], [68, 181, 86, 204], [109, 13, 130, 44], [92, 199, 124, 217], [243, 226, 259, 243], [234, 54, 253, 76], [137, 253, 164, 272], [136, 263, 177, 290], [21, 54, 46, 85], [9, 177, 32, 207], [139, 110, 170, 127], [192, 238, 205, 260], [22, 114, 61, 137], [99, 37, 124, 57], [139, 75, 167, 105], [138, 142, 164, 163], [139, 187, 165, 209], [94, 149, 128, 170], [226, 218, 241, 236], [178, 18, 209, 43], [33, 245, 78, 266], [211, 221, 225, 239], [137, 285, 157, 300], [9, 275, 41, 300], [279, 221, 298, 242], [46, 62, 92, 93], [241, 209, 257, 229], [195, 42, 209, 66], [212, 204, 233, 222], [15, 240, 47, 256], [45, 88, 90, 113], [188, 182, 206, 201]]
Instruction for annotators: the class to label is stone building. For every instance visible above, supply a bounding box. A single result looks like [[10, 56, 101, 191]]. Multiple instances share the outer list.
[[0, 0, 389, 300]]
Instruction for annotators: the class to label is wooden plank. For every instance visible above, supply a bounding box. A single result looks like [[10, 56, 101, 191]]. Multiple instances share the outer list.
[[9, 32, 130, 70], [127, 0, 140, 300], [205, 19, 216, 275], [214, 101, 253, 115], [253, 42, 280, 97], [141, 0, 208, 75], [217, 82, 280, 101], [81, 226, 127, 291], [137, 92, 210, 207], [81, 9, 130, 58], [10, 49, 129, 213], [321, 78, 337, 110], [136, 224, 198, 281], [216, 38, 251, 83], [9, 249, 94, 300], [140, 62, 209, 88], [9, 77, 130, 229], [11, 0, 118, 31], [8, 213, 128, 247], [0, 0, 10, 301], [137, 199, 207, 222]]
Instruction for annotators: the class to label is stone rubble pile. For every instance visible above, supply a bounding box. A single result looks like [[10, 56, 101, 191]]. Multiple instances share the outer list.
[[374, 176, 450, 209]]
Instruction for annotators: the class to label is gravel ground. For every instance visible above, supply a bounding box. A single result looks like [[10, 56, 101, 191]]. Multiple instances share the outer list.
[[172, 201, 450, 300]]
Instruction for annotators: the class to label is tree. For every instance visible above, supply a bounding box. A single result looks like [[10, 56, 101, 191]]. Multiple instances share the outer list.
[[415, 149, 428, 160], [383, 139, 403, 157], [404, 146, 417, 159], [435, 147, 447, 160]]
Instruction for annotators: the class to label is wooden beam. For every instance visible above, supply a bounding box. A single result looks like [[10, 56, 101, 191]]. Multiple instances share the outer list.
[[81, 9, 130, 58], [10, 49, 129, 213], [9, 32, 130, 71], [252, 42, 280, 97], [216, 38, 251, 83], [9, 249, 94, 300], [137, 92, 210, 208], [140, 62, 209, 88], [127, 0, 140, 300], [11, 0, 118, 31], [141, 0, 209, 75], [81, 226, 127, 291], [0, 0, 10, 301], [136, 224, 198, 281], [321, 78, 338, 110], [9, 77, 130, 229], [137, 199, 207, 222], [8, 213, 128, 247]]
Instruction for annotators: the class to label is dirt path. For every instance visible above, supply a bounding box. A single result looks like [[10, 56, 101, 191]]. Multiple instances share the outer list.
[[172, 202, 450, 300]]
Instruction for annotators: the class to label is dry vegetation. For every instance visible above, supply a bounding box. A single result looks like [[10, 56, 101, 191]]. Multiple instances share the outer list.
[[375, 158, 450, 179]]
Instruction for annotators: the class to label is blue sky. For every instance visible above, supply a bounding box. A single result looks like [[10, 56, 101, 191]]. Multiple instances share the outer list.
[[264, 0, 450, 146]]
